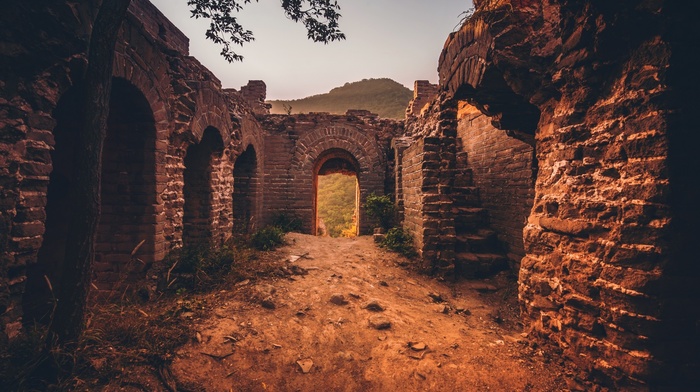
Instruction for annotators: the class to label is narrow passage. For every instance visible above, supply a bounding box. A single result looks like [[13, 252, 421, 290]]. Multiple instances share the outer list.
[[172, 233, 566, 391]]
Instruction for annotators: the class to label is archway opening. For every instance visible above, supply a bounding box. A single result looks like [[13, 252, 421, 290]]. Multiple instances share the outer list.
[[95, 78, 157, 290], [23, 86, 81, 324], [183, 126, 224, 247], [24, 78, 158, 321], [233, 145, 258, 233], [313, 149, 359, 237]]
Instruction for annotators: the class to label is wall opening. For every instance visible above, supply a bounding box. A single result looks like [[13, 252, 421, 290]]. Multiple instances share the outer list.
[[183, 126, 224, 247], [232, 144, 258, 233], [313, 149, 360, 237], [95, 78, 157, 290], [23, 86, 81, 324], [24, 78, 158, 320], [317, 173, 358, 237]]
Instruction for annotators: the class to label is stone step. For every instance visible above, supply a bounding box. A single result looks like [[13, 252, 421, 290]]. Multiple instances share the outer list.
[[453, 207, 489, 230], [454, 252, 509, 278], [455, 230, 500, 253]]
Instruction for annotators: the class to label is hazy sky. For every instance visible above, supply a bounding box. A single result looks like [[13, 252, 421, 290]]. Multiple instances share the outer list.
[[149, 0, 471, 100]]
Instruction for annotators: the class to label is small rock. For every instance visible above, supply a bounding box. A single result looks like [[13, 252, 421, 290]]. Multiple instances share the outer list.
[[455, 307, 471, 315], [413, 371, 426, 380], [363, 299, 385, 312], [491, 309, 503, 323], [330, 293, 348, 305], [296, 359, 314, 374], [427, 292, 444, 303], [349, 292, 361, 299], [368, 315, 392, 330], [235, 279, 250, 287], [261, 297, 276, 309], [379, 280, 389, 287], [409, 342, 427, 351], [195, 332, 202, 343], [377, 335, 387, 341], [336, 351, 354, 361], [436, 304, 450, 314]]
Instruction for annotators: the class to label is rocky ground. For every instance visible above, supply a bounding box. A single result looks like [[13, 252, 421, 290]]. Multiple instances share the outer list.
[[166, 233, 569, 391]]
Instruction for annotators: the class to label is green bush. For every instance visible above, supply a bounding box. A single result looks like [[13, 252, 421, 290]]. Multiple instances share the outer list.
[[364, 193, 395, 230], [251, 226, 286, 250], [271, 212, 303, 233], [381, 227, 417, 258]]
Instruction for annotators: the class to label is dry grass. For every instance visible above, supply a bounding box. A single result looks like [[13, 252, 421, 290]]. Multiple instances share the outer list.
[[1, 234, 292, 391]]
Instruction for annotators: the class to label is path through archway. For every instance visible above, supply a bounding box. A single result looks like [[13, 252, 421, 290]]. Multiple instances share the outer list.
[[313, 149, 360, 237]]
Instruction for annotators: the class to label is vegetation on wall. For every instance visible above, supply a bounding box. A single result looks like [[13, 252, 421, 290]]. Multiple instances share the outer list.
[[380, 227, 417, 258], [317, 173, 357, 237], [268, 78, 413, 119], [364, 192, 395, 230]]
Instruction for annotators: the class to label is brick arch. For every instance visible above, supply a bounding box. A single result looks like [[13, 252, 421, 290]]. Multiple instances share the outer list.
[[189, 88, 233, 146], [112, 42, 171, 264], [293, 125, 384, 172], [112, 49, 169, 130], [292, 125, 386, 235]]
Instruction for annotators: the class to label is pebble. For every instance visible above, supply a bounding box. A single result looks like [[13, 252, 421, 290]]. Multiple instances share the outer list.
[[261, 297, 276, 309], [368, 315, 392, 330], [363, 299, 385, 312], [330, 293, 348, 305], [296, 359, 314, 374]]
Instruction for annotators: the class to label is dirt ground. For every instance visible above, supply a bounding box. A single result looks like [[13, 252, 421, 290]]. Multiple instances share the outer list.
[[168, 233, 569, 391]]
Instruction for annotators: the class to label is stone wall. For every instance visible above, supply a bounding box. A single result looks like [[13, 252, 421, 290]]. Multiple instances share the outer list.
[[456, 102, 535, 265], [405, 80, 438, 118], [239, 80, 271, 117], [437, 0, 700, 388], [260, 112, 402, 235], [0, 0, 258, 337]]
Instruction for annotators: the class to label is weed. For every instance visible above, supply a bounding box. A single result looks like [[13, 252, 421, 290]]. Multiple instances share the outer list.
[[380, 227, 417, 258], [364, 193, 395, 230], [250, 226, 286, 251]]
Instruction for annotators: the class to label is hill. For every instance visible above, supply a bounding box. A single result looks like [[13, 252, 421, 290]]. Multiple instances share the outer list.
[[267, 78, 412, 119]]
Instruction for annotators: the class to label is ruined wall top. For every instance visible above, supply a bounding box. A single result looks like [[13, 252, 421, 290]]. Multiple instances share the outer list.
[[405, 80, 438, 118], [128, 0, 189, 55], [239, 80, 271, 116]]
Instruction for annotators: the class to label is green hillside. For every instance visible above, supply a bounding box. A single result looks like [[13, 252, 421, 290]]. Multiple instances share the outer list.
[[268, 78, 412, 120], [317, 173, 357, 237]]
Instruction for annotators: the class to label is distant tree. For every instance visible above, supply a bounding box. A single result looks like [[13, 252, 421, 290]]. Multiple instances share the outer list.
[[48, 0, 345, 351]]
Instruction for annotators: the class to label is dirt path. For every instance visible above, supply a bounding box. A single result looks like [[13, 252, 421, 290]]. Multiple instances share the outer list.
[[171, 233, 567, 391]]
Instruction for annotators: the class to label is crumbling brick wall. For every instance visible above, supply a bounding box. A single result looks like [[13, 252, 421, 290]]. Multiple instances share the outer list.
[[456, 102, 535, 265], [438, 0, 700, 388], [0, 0, 259, 337], [260, 112, 402, 235]]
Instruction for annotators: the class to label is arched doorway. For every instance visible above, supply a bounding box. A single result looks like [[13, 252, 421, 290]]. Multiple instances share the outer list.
[[23, 86, 81, 323], [95, 78, 158, 290], [232, 145, 258, 233], [313, 149, 360, 237], [183, 126, 224, 247], [24, 77, 158, 321]]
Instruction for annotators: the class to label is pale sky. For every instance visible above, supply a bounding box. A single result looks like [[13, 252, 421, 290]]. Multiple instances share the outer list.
[[149, 0, 471, 100]]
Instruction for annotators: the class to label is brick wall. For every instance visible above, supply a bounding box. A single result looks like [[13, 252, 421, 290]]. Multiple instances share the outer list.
[[456, 102, 535, 265], [261, 112, 401, 235], [439, 0, 699, 388]]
